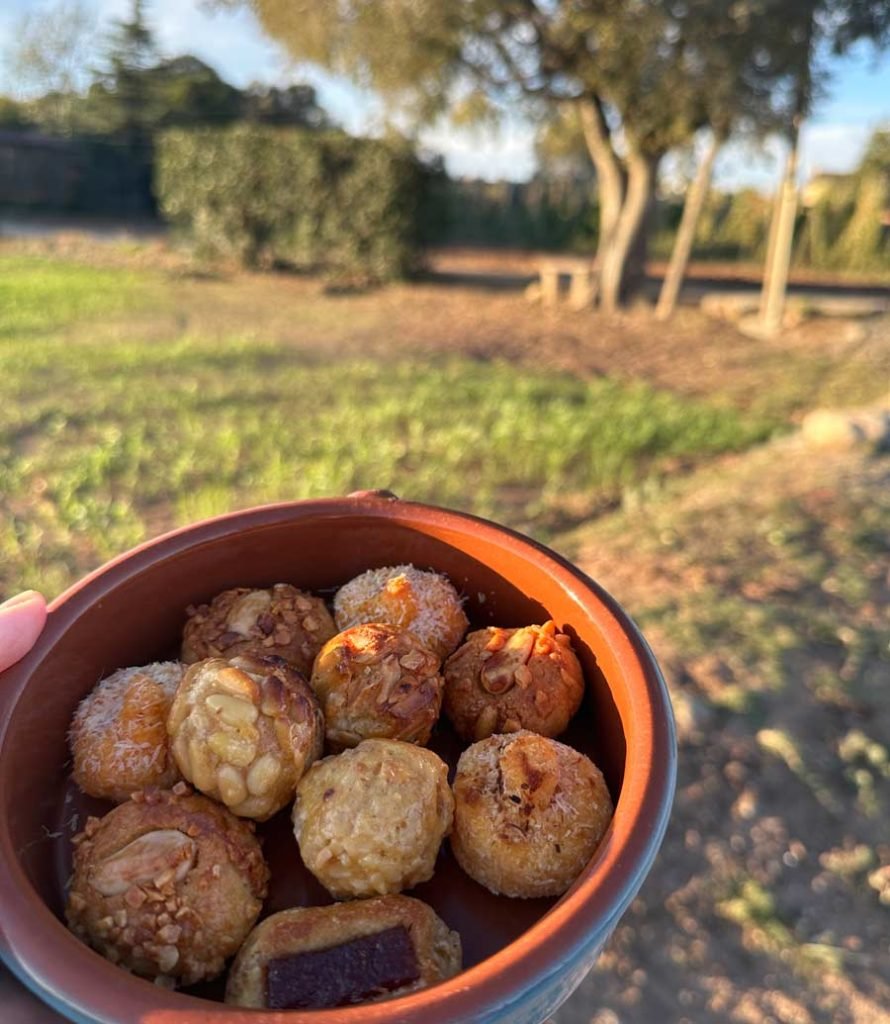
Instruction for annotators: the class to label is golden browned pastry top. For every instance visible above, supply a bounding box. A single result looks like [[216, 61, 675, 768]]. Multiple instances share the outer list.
[[311, 623, 443, 750], [443, 622, 585, 742], [450, 731, 613, 899]]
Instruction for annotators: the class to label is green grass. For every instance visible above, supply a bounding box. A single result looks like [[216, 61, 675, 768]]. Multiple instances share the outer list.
[[0, 253, 777, 598], [0, 256, 155, 338], [717, 877, 847, 975]]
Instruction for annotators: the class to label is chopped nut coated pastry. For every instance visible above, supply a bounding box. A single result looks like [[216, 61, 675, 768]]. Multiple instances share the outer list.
[[293, 739, 453, 899], [182, 585, 336, 676], [65, 784, 268, 986]]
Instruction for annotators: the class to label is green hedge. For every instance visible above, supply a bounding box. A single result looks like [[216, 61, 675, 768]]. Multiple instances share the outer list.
[[155, 125, 425, 283]]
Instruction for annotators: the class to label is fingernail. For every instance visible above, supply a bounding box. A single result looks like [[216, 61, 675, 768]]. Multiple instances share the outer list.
[[0, 590, 44, 610]]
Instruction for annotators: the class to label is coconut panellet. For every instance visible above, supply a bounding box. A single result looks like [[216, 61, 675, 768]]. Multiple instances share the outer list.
[[167, 655, 323, 820], [333, 565, 468, 661], [65, 784, 268, 987], [225, 896, 462, 1009], [450, 731, 613, 899], [182, 585, 336, 676], [70, 662, 184, 803], [311, 623, 444, 750], [293, 739, 454, 900], [443, 622, 585, 741]]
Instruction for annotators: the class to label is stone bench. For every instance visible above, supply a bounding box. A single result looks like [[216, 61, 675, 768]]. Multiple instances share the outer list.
[[528, 256, 598, 310]]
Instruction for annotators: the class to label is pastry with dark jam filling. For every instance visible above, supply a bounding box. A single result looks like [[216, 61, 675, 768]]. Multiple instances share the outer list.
[[225, 895, 461, 1009]]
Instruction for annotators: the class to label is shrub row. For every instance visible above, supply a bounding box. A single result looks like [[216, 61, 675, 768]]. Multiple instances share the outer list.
[[155, 125, 426, 283]]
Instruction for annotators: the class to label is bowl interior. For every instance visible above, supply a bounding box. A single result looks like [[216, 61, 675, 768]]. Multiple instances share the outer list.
[[0, 502, 641, 1019]]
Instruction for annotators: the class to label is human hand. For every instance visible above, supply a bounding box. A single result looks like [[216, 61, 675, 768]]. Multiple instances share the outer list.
[[0, 590, 65, 1021], [0, 591, 47, 672]]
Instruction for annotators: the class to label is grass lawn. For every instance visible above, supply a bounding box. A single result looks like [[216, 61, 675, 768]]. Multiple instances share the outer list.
[[1, 251, 778, 598]]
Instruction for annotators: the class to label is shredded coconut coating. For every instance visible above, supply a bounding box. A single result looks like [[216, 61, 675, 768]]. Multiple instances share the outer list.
[[65, 784, 268, 987], [333, 565, 469, 662], [70, 662, 184, 803], [225, 895, 462, 1008], [311, 623, 444, 750], [293, 739, 454, 900], [451, 731, 613, 898], [443, 622, 585, 741], [182, 585, 336, 676]]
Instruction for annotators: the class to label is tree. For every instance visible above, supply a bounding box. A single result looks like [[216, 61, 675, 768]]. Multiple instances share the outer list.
[[758, 2, 890, 335], [147, 56, 243, 130], [654, 1, 794, 320], [857, 125, 890, 183], [0, 97, 30, 131], [83, 0, 159, 150], [242, 84, 329, 129], [224, 0, 791, 311], [2, 0, 97, 134]]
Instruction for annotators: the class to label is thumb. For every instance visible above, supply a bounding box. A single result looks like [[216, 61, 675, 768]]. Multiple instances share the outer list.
[[0, 592, 48, 672]]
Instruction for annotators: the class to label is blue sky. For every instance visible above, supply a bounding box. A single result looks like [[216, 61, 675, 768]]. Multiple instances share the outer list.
[[1, 0, 888, 191]]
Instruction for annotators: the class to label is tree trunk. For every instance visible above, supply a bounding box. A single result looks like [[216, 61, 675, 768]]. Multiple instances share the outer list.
[[655, 131, 722, 321], [758, 9, 813, 338], [578, 97, 623, 286], [760, 165, 784, 301], [625, 180, 656, 298], [599, 151, 657, 314], [758, 136, 800, 336]]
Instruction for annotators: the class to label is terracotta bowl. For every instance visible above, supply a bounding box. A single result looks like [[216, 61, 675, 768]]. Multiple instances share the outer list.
[[0, 494, 675, 1024]]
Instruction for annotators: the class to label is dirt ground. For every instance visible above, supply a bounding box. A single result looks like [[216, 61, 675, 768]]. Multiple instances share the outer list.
[[553, 434, 890, 1024]]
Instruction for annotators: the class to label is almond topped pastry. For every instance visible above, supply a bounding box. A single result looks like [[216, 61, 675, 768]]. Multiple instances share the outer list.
[[443, 622, 585, 741], [311, 623, 443, 750], [66, 784, 268, 986]]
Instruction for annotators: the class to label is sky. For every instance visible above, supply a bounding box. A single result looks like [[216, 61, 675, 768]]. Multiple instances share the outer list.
[[1, 0, 888, 192]]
